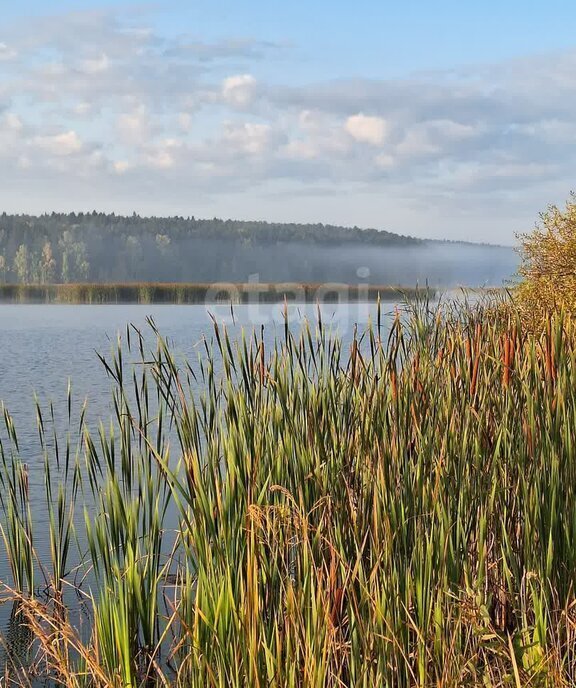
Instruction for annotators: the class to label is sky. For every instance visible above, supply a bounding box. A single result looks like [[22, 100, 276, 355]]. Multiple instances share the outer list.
[[1, 1, 576, 243]]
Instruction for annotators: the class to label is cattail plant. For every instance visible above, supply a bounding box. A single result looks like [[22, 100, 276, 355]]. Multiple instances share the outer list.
[[0, 296, 575, 686]]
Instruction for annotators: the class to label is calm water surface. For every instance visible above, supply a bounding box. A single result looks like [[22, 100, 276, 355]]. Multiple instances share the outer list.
[[0, 301, 387, 429]]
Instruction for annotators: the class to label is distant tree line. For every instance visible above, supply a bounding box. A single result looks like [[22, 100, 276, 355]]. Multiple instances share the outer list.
[[0, 212, 421, 284], [0, 212, 516, 286]]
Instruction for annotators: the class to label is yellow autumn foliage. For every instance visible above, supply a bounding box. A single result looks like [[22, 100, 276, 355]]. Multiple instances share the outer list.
[[516, 193, 576, 325]]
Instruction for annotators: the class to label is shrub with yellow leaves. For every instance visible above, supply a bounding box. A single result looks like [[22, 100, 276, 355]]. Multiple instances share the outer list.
[[515, 193, 576, 326]]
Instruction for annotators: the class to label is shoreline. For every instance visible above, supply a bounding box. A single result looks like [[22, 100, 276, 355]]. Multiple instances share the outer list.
[[0, 282, 440, 305]]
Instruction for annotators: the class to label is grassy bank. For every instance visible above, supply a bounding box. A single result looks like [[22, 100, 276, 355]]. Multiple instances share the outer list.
[[1, 300, 575, 686], [0, 282, 426, 304]]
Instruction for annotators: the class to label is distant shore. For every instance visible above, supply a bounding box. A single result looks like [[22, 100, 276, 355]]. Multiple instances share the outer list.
[[0, 282, 434, 305]]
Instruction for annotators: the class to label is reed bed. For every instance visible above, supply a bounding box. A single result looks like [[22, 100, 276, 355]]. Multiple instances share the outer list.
[[0, 299, 575, 686], [0, 283, 423, 305]]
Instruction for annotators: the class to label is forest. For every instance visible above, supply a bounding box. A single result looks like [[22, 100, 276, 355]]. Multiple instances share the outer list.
[[0, 212, 516, 286]]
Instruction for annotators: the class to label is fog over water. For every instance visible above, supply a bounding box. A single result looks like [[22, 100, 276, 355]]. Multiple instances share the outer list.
[[189, 240, 519, 287], [112, 237, 519, 287], [281, 241, 519, 287]]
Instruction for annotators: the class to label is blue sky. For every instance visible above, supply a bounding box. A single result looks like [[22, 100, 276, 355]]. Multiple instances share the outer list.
[[1, 1, 576, 242]]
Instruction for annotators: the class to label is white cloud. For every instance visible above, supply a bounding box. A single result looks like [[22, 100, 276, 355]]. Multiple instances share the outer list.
[[117, 107, 151, 145], [223, 122, 273, 155], [80, 53, 109, 75], [508, 119, 576, 144], [430, 119, 478, 140], [113, 160, 131, 174], [345, 114, 388, 145], [298, 110, 322, 130], [3, 113, 23, 133], [73, 102, 93, 116], [178, 112, 192, 132], [0, 113, 25, 159], [396, 127, 440, 158], [395, 120, 480, 159], [375, 153, 394, 169], [277, 110, 349, 161], [32, 131, 83, 156], [222, 74, 257, 107], [125, 138, 183, 171], [86, 150, 105, 169], [281, 139, 319, 160], [0, 42, 17, 61], [146, 149, 176, 169]]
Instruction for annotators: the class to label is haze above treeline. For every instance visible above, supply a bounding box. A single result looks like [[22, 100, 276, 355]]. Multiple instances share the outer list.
[[0, 212, 518, 287]]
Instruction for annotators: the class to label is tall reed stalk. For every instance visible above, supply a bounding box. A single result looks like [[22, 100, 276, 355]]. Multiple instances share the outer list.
[[1, 299, 576, 686]]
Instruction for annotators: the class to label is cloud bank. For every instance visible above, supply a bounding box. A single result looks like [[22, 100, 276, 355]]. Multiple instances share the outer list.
[[1, 9, 575, 242]]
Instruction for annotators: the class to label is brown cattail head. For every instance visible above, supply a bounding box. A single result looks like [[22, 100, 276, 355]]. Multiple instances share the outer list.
[[390, 368, 397, 401]]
